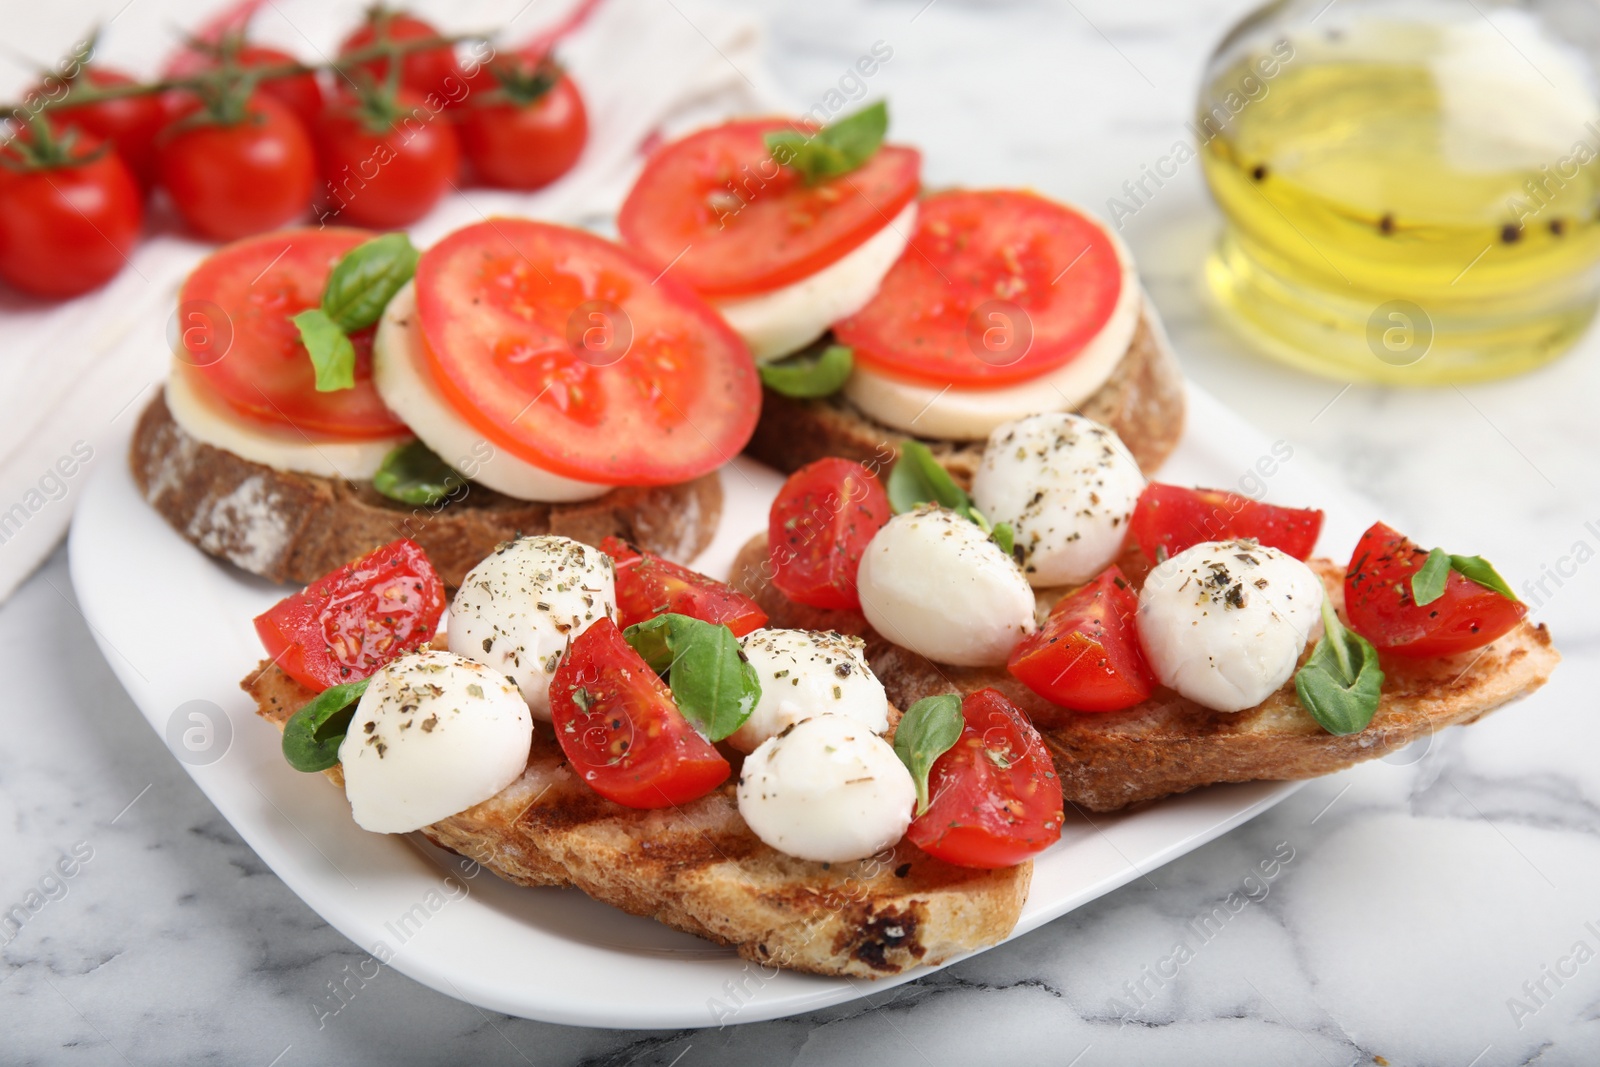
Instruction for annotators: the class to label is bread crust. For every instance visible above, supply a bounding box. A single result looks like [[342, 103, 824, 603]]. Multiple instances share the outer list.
[[131, 390, 722, 587], [730, 534, 1559, 812], [744, 299, 1186, 481], [243, 639, 1031, 978]]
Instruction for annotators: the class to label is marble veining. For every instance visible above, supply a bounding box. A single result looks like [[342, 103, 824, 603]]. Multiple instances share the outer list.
[[4, 0, 1600, 1063]]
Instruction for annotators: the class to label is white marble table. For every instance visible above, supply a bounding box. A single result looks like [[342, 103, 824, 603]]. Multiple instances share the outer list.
[[4, 0, 1599, 1063]]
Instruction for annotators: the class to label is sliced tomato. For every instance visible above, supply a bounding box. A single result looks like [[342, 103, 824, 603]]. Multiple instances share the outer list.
[[834, 189, 1124, 388], [1131, 484, 1324, 563], [906, 689, 1064, 869], [768, 458, 893, 612], [413, 218, 759, 484], [600, 536, 766, 637], [254, 538, 445, 691], [617, 118, 921, 297], [1344, 522, 1528, 658], [549, 619, 730, 808], [181, 228, 408, 438], [1007, 566, 1153, 713]]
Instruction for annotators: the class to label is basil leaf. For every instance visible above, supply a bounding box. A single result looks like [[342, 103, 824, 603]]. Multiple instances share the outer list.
[[282, 677, 371, 772], [623, 613, 760, 743], [758, 343, 853, 399], [893, 694, 964, 816], [887, 440, 972, 517], [373, 439, 465, 506], [1294, 598, 1384, 736], [321, 233, 419, 332], [293, 308, 357, 392], [765, 101, 889, 186], [1411, 547, 1451, 606], [1449, 554, 1518, 600], [991, 521, 1015, 558]]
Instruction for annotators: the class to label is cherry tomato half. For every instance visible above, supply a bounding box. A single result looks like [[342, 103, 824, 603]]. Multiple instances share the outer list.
[[600, 536, 767, 637], [768, 458, 893, 612], [158, 94, 315, 240], [254, 538, 445, 691], [458, 68, 588, 190], [1344, 522, 1528, 658], [1130, 484, 1324, 563], [549, 618, 730, 808], [314, 91, 460, 228], [0, 136, 142, 299], [1007, 566, 1154, 713], [906, 689, 1064, 869], [180, 228, 409, 438]]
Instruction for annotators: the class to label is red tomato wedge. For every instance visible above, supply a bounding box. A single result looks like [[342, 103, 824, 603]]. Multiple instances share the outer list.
[[548, 619, 731, 808], [906, 689, 1064, 869], [1344, 522, 1528, 658], [834, 189, 1125, 388], [617, 118, 922, 297], [413, 219, 760, 484], [254, 539, 445, 692], [181, 228, 408, 438], [1007, 566, 1154, 714], [768, 458, 893, 612], [600, 536, 767, 637], [1130, 484, 1324, 563]]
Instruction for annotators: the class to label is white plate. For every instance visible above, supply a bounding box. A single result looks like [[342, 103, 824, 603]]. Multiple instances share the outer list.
[[68, 384, 1371, 1029]]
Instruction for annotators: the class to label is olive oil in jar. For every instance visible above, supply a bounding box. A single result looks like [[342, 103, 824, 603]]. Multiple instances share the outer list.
[[1200, 12, 1600, 382]]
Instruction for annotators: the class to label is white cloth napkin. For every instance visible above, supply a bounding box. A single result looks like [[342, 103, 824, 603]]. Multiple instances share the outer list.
[[0, 0, 782, 603]]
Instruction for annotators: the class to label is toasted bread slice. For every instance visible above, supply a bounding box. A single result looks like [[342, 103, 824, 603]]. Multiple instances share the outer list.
[[730, 534, 1559, 812], [242, 637, 1030, 978], [131, 390, 722, 588], [744, 298, 1186, 480]]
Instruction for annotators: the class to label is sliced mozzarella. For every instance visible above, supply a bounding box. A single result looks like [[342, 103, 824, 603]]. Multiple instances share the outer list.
[[737, 713, 915, 863], [855, 505, 1036, 667], [843, 234, 1143, 441], [716, 202, 916, 364], [164, 360, 410, 480], [972, 413, 1146, 588], [1138, 539, 1326, 713], [373, 282, 611, 503], [447, 535, 617, 720], [727, 629, 888, 753], [339, 649, 533, 834]]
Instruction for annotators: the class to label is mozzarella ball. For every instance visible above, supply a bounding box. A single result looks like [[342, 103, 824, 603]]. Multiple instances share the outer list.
[[448, 536, 616, 720], [1138, 539, 1326, 713], [855, 505, 1036, 666], [737, 714, 916, 863], [339, 650, 532, 834], [728, 629, 888, 753], [971, 413, 1146, 588]]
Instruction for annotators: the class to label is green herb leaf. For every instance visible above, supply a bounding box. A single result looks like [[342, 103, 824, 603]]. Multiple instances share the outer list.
[[887, 440, 972, 517], [1294, 598, 1385, 736], [758, 343, 854, 399], [991, 521, 1015, 557], [893, 694, 964, 816], [293, 308, 358, 392], [321, 232, 419, 332], [1411, 547, 1451, 606], [622, 613, 760, 743], [764, 101, 889, 186], [373, 439, 465, 506], [282, 677, 371, 772], [1449, 554, 1518, 601]]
